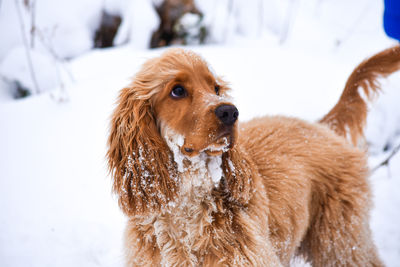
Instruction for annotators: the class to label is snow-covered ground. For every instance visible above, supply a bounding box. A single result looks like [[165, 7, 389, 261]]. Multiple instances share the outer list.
[[1, 0, 400, 266]]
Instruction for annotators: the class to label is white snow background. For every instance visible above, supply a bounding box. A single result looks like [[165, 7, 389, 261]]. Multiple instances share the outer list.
[[1, 0, 400, 266]]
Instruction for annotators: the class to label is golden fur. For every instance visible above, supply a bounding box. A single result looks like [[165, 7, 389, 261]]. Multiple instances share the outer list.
[[107, 46, 400, 266], [320, 46, 400, 145]]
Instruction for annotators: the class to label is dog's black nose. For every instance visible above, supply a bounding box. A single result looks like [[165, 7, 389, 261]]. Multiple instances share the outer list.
[[215, 104, 239, 126]]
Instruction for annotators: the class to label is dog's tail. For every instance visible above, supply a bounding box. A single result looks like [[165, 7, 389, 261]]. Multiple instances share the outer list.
[[319, 46, 400, 146]]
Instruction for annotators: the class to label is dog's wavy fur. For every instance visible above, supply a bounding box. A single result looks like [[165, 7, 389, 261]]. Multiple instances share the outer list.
[[107, 46, 400, 266], [320, 46, 400, 145]]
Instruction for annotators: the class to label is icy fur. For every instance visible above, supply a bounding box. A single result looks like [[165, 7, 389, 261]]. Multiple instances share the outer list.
[[161, 125, 224, 190], [202, 136, 230, 153], [163, 127, 186, 173]]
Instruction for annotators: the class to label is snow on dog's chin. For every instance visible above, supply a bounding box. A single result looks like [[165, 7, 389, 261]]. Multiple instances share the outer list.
[[161, 125, 224, 187], [202, 137, 230, 155]]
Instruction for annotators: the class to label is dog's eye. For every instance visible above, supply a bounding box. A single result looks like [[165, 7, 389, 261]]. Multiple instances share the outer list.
[[215, 85, 220, 96], [170, 85, 187, 99]]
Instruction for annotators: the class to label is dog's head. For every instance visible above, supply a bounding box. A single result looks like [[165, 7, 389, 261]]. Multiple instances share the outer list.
[[152, 49, 238, 157], [108, 49, 251, 215]]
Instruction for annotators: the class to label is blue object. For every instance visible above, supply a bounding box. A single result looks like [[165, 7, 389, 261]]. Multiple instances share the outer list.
[[384, 0, 400, 41]]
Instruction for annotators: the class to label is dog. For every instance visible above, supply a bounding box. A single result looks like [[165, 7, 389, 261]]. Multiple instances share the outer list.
[[107, 46, 400, 266]]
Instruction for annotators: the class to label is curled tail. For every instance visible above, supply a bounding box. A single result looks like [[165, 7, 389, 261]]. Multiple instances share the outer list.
[[319, 46, 400, 146]]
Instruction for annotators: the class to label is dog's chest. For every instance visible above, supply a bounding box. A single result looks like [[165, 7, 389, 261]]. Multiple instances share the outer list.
[[159, 190, 216, 243], [153, 165, 223, 265], [162, 169, 217, 235], [157, 153, 223, 235]]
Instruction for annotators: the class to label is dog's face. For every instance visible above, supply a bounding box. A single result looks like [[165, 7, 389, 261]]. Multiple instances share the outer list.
[[152, 49, 239, 157], [108, 49, 250, 215]]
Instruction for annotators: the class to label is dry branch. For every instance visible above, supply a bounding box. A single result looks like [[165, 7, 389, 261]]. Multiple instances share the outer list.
[[371, 143, 400, 173], [15, 0, 41, 94]]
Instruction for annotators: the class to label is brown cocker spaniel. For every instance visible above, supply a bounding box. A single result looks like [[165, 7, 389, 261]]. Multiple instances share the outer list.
[[107, 46, 400, 266]]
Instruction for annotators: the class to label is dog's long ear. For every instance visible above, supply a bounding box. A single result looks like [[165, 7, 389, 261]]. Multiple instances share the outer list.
[[222, 147, 253, 205], [107, 67, 178, 216]]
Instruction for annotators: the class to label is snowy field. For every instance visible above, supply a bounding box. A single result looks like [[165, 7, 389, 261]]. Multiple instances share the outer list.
[[1, 0, 400, 266]]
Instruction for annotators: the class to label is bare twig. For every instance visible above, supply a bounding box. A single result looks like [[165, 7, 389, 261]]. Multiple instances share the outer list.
[[36, 27, 75, 82], [280, 0, 299, 44], [334, 0, 370, 48], [14, 0, 41, 94], [30, 0, 36, 48], [22, 0, 36, 48], [224, 0, 234, 42], [371, 143, 400, 173], [258, 0, 263, 37], [35, 27, 74, 102]]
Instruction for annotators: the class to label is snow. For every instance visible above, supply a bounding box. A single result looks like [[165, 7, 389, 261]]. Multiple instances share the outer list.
[[113, 0, 158, 48], [369, 149, 400, 266], [0, 0, 102, 61], [162, 125, 186, 173], [366, 74, 400, 154], [180, 13, 201, 28], [206, 156, 223, 185], [0, 46, 59, 94], [203, 137, 230, 153], [1, 0, 400, 266], [161, 125, 224, 187]]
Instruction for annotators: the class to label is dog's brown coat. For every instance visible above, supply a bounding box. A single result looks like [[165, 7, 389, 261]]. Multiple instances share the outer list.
[[108, 46, 400, 266]]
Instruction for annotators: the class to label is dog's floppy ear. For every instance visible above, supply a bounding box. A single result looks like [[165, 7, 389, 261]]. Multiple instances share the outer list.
[[222, 147, 253, 205], [107, 67, 178, 216]]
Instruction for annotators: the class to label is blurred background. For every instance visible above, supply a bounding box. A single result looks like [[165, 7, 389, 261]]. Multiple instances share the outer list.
[[0, 0, 399, 266]]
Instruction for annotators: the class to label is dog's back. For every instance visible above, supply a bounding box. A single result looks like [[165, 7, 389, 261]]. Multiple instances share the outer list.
[[239, 46, 400, 266], [240, 114, 376, 265], [320, 46, 400, 145]]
